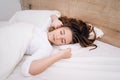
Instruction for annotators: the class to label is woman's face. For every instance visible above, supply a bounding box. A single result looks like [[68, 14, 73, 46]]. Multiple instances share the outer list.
[[48, 27, 72, 45]]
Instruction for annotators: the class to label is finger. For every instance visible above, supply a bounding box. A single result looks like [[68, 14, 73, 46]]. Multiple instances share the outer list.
[[61, 23, 63, 26], [51, 23, 55, 27], [65, 48, 71, 52], [68, 48, 71, 52], [67, 48, 71, 50]]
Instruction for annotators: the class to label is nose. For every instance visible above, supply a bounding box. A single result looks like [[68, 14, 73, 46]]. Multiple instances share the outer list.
[[56, 35, 63, 40]]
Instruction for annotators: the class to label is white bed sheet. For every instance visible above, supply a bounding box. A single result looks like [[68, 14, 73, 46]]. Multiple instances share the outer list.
[[6, 40, 120, 80], [0, 21, 11, 27]]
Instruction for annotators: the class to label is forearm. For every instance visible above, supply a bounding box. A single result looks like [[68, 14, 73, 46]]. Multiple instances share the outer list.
[[29, 53, 63, 75], [51, 14, 59, 22], [50, 14, 63, 29]]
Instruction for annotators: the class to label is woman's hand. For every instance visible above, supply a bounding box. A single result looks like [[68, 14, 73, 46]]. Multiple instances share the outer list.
[[58, 48, 72, 59], [51, 15, 63, 29], [51, 19, 63, 29]]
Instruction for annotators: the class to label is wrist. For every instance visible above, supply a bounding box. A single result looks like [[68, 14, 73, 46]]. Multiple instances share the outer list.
[[51, 14, 59, 22], [50, 53, 63, 60]]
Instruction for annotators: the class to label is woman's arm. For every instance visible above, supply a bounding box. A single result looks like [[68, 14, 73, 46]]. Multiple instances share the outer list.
[[29, 48, 71, 75], [50, 14, 63, 29]]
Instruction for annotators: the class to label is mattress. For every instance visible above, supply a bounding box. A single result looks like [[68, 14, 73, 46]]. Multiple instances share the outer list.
[[6, 40, 120, 80]]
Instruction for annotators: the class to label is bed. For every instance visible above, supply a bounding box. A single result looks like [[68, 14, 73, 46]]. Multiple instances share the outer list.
[[5, 41, 120, 80], [0, 0, 120, 80]]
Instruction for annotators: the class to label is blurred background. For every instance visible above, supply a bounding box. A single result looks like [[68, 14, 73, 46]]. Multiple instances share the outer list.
[[0, 0, 21, 21]]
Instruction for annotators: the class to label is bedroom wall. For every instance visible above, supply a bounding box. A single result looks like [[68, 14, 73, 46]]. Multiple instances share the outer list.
[[0, 0, 21, 21]]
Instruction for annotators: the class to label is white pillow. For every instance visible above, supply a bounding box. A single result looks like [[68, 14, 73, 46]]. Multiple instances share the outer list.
[[94, 27, 104, 38], [88, 24, 104, 39], [9, 10, 103, 38], [9, 10, 61, 27], [53, 43, 82, 54], [0, 22, 34, 80]]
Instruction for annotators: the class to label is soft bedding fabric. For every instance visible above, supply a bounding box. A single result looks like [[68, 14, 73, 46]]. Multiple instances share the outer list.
[[0, 22, 34, 80], [9, 10, 104, 39], [9, 10, 61, 27], [0, 21, 11, 27], [6, 40, 120, 80]]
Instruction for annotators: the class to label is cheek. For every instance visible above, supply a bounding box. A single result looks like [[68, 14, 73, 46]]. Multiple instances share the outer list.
[[55, 40, 62, 45], [68, 36, 72, 43], [55, 40, 60, 44]]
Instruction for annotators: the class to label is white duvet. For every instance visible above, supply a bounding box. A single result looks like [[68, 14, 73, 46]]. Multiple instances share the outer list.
[[6, 40, 120, 80], [0, 22, 34, 80]]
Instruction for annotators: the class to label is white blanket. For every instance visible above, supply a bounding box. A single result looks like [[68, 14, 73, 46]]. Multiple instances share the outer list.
[[6, 41, 120, 80], [0, 22, 34, 80]]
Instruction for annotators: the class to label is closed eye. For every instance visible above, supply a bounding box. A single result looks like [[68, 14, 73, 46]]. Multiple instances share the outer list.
[[60, 31, 62, 35], [60, 30, 65, 35], [61, 38, 66, 44], [60, 30, 66, 44]]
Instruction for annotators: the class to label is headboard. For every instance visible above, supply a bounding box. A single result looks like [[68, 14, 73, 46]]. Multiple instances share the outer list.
[[22, 0, 120, 47]]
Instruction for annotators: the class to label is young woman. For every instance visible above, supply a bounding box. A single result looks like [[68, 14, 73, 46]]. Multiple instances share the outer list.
[[21, 14, 96, 76]]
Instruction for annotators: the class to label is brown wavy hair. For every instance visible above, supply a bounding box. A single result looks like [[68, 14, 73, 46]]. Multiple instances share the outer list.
[[49, 16, 97, 50]]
